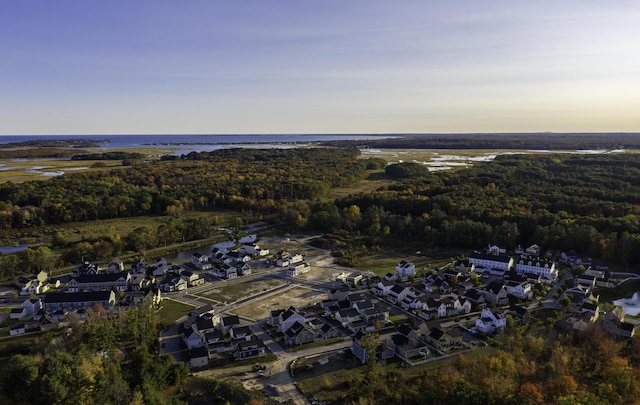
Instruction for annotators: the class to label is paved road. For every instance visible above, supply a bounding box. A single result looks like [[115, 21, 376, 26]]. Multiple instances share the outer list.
[[195, 323, 352, 405]]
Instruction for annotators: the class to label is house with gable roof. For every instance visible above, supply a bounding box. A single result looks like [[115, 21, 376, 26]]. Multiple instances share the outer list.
[[396, 261, 416, 281], [284, 321, 317, 346], [387, 284, 414, 304], [235, 336, 266, 359], [278, 307, 305, 332], [483, 281, 509, 305], [106, 258, 124, 273], [506, 280, 533, 300], [475, 308, 506, 334], [183, 328, 205, 349], [192, 252, 211, 270]]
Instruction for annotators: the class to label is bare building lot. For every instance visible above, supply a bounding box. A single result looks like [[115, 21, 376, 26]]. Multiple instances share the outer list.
[[232, 286, 328, 321]]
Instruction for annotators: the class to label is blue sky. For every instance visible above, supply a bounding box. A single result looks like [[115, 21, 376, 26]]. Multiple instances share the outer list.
[[1, 1, 639, 135]]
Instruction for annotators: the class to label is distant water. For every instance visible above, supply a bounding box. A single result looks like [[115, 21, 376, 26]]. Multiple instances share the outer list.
[[0, 134, 392, 154]]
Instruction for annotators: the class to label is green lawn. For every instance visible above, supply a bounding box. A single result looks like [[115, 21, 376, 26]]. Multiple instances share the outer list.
[[157, 299, 194, 325]]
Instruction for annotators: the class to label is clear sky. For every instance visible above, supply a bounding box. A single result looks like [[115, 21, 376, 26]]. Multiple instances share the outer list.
[[1, 1, 640, 135]]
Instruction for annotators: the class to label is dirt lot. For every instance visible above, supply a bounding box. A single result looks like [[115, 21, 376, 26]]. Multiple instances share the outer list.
[[233, 286, 328, 320], [200, 279, 286, 303]]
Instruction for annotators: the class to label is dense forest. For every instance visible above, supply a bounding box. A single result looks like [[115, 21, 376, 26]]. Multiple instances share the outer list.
[[4, 149, 640, 275], [0, 305, 275, 405], [348, 324, 640, 405], [305, 153, 640, 269], [0, 148, 371, 227]]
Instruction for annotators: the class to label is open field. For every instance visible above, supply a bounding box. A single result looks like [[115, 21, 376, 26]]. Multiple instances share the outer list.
[[1, 210, 242, 249], [198, 279, 285, 303], [157, 299, 194, 325], [232, 286, 327, 321]]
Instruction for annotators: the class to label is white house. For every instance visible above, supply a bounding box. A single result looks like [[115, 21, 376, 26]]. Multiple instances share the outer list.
[[396, 261, 416, 281], [286, 262, 310, 277], [506, 280, 533, 300], [192, 252, 211, 270], [183, 328, 205, 349], [475, 308, 507, 334], [387, 285, 414, 305], [278, 307, 306, 333]]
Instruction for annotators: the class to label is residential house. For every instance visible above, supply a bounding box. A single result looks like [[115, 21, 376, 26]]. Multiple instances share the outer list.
[[423, 275, 451, 294], [346, 272, 363, 287], [236, 263, 252, 276], [387, 284, 414, 305], [205, 330, 224, 345], [454, 258, 475, 275], [189, 346, 210, 369], [525, 244, 541, 257], [191, 304, 215, 319], [506, 280, 533, 300], [483, 281, 509, 305], [454, 296, 472, 315], [278, 307, 306, 332], [20, 298, 42, 318], [475, 308, 506, 334], [242, 243, 270, 257], [426, 328, 454, 351], [372, 280, 394, 297], [396, 261, 416, 281], [391, 333, 429, 361], [619, 321, 640, 338], [230, 325, 252, 341], [183, 328, 205, 349], [361, 308, 389, 327], [286, 262, 310, 277], [73, 262, 101, 277], [284, 321, 317, 346], [221, 315, 240, 332], [158, 274, 187, 292], [351, 331, 395, 364], [441, 268, 462, 284], [464, 288, 486, 310], [269, 309, 285, 328], [180, 270, 205, 287], [335, 308, 361, 328], [213, 264, 238, 279], [319, 323, 340, 339], [10, 323, 26, 336], [328, 286, 351, 301], [196, 317, 218, 334], [106, 258, 124, 273], [226, 251, 252, 265], [235, 336, 266, 359], [192, 252, 211, 270]]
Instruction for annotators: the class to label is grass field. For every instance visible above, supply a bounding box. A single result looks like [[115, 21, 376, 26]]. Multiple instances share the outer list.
[[157, 299, 194, 325]]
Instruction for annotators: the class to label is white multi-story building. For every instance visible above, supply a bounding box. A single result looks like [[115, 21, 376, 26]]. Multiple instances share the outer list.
[[515, 256, 558, 282], [468, 251, 513, 272]]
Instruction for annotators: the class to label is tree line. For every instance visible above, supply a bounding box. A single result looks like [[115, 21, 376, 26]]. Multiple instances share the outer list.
[[0, 148, 372, 228], [347, 324, 640, 404], [297, 153, 640, 268]]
